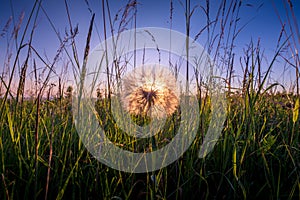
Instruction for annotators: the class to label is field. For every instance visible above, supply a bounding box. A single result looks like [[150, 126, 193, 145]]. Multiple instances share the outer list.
[[0, 0, 299, 199]]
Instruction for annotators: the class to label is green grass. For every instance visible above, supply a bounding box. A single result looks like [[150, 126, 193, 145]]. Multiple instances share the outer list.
[[0, 0, 299, 199], [0, 91, 299, 199]]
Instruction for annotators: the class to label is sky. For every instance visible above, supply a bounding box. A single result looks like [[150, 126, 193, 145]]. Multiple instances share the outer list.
[[0, 0, 299, 95]]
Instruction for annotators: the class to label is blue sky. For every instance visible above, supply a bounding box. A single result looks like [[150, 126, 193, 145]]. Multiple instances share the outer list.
[[0, 0, 299, 93]]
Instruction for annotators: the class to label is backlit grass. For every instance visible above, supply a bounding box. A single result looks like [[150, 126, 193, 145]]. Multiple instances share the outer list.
[[0, 0, 299, 199]]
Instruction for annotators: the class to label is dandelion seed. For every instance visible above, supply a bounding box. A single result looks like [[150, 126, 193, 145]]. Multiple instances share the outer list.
[[121, 65, 179, 119]]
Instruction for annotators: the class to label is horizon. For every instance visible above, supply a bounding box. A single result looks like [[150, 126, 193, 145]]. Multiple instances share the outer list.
[[0, 0, 299, 98]]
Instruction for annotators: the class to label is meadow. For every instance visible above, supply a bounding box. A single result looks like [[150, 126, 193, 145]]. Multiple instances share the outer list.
[[0, 0, 299, 199]]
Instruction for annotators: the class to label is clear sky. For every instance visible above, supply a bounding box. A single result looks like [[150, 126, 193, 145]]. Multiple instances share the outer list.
[[0, 0, 299, 94]]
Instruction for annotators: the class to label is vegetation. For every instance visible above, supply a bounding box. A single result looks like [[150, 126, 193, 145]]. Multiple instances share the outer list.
[[0, 0, 299, 199]]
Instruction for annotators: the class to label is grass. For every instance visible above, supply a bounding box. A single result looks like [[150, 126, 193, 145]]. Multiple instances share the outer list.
[[0, 0, 299, 199], [0, 88, 299, 199]]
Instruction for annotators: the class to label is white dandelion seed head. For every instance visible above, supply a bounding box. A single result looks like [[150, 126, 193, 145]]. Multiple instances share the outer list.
[[121, 64, 180, 119]]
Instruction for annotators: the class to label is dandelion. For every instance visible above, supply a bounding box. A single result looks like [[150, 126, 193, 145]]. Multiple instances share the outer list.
[[121, 65, 179, 119]]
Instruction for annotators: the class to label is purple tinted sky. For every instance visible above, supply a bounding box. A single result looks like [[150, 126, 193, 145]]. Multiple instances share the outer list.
[[0, 0, 299, 91]]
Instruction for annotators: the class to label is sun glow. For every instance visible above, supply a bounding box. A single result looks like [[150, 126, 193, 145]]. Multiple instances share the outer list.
[[121, 65, 180, 118]]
